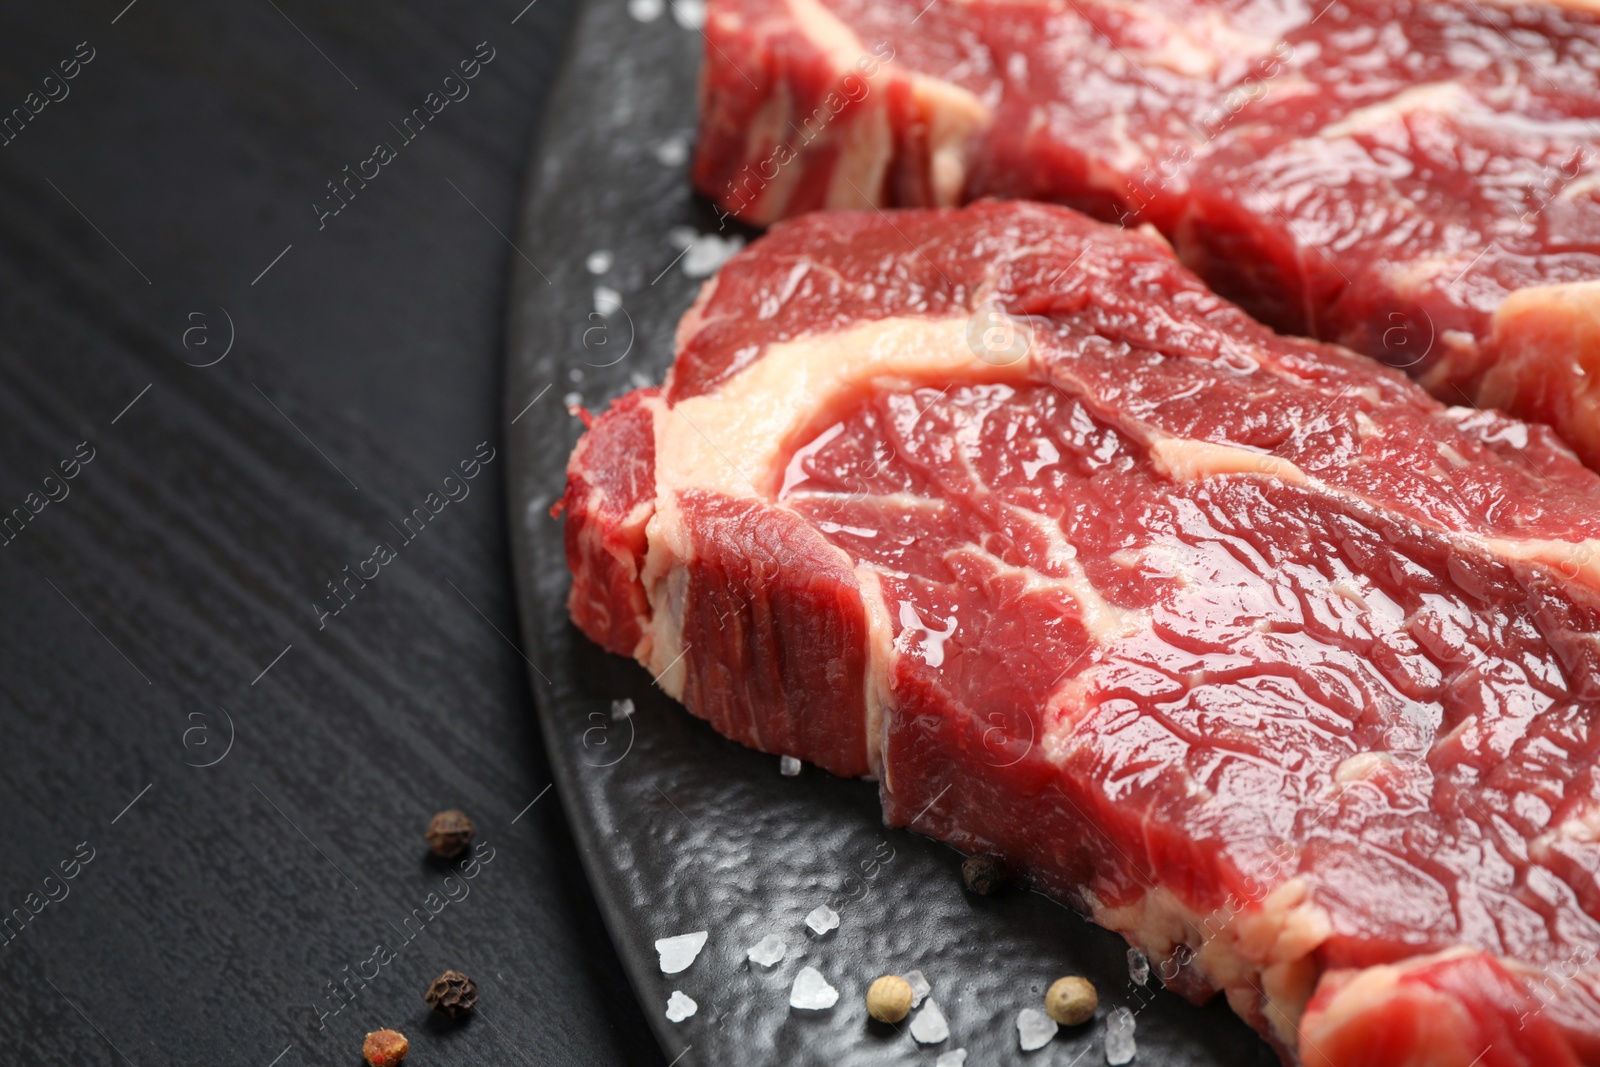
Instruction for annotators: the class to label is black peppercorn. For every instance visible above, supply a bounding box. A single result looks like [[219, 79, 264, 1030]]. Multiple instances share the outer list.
[[424, 968, 479, 1019], [426, 809, 474, 859], [961, 852, 1008, 895]]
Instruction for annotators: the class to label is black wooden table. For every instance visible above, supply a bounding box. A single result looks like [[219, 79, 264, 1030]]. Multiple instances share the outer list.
[[0, 2, 663, 1063]]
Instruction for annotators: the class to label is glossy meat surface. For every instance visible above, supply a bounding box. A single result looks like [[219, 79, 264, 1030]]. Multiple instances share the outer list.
[[692, 0, 1600, 465], [562, 202, 1600, 1066]]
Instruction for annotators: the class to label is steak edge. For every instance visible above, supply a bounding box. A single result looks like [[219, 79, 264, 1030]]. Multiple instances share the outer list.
[[690, 0, 1600, 468], [561, 201, 1600, 1067]]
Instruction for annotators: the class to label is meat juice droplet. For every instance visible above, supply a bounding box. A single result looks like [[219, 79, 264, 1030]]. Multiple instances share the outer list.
[[897, 601, 958, 668], [1105, 1007, 1136, 1065], [1127, 948, 1149, 986]]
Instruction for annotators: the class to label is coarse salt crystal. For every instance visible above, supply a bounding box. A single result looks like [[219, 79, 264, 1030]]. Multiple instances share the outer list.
[[627, 0, 664, 20], [1105, 1006, 1137, 1065], [594, 286, 622, 317], [585, 250, 613, 275], [910, 998, 949, 1044], [611, 698, 634, 720], [1018, 1008, 1058, 1051], [655, 931, 708, 975], [936, 1051, 968, 1067], [671, 0, 706, 29], [683, 234, 744, 278], [654, 136, 689, 167], [805, 905, 839, 935], [747, 934, 786, 967], [779, 755, 802, 776], [790, 966, 839, 1010], [1128, 948, 1149, 986], [665, 990, 696, 1022], [904, 969, 931, 1007]]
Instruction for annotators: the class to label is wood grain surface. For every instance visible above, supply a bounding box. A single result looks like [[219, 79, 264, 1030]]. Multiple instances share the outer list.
[[0, 1, 663, 1064]]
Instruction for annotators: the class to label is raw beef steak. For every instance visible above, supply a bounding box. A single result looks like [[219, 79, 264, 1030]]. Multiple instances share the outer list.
[[691, 0, 1600, 468], [562, 201, 1600, 1067]]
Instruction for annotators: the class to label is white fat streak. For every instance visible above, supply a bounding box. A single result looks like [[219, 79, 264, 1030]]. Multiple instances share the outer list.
[[1484, 279, 1600, 472], [1146, 428, 1600, 604], [745, 85, 809, 217], [1102, 0, 1295, 77], [1316, 82, 1474, 140], [788, 490, 950, 511], [1094, 879, 1333, 1051], [1477, 0, 1600, 14], [998, 503, 1146, 646], [911, 75, 990, 206], [658, 316, 1031, 501], [855, 566, 897, 778], [1149, 438, 1308, 483], [642, 314, 1032, 761], [782, 0, 891, 214], [639, 490, 693, 698], [784, 0, 988, 211], [1484, 536, 1600, 599], [1299, 948, 1488, 1058]]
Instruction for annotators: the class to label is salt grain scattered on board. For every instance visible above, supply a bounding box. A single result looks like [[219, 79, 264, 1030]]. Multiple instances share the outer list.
[[611, 698, 634, 720], [904, 969, 931, 1008], [655, 931, 708, 975], [671, 0, 706, 29], [594, 286, 621, 316], [935, 1051, 968, 1067], [665, 991, 697, 1022], [790, 966, 839, 1010], [654, 135, 689, 167], [747, 934, 786, 967], [1127, 948, 1149, 986], [682, 234, 744, 278], [627, 0, 664, 21], [805, 905, 839, 935], [910, 998, 949, 1044], [1017, 1008, 1058, 1051], [563, 391, 583, 409], [585, 250, 613, 275], [1105, 1006, 1137, 1065], [779, 755, 801, 776]]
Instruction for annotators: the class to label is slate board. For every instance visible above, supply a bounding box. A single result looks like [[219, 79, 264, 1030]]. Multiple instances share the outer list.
[[505, 1, 1284, 1064]]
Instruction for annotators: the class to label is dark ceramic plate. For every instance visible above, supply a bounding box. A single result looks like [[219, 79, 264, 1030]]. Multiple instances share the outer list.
[[503, 1, 1282, 1064]]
